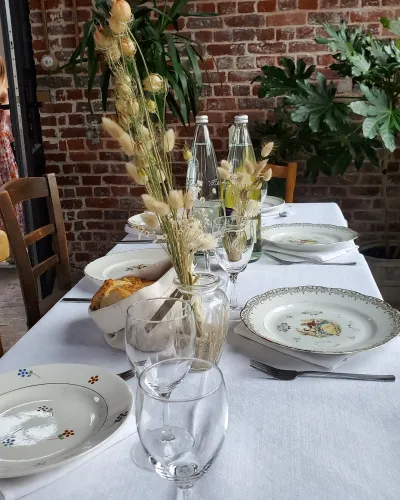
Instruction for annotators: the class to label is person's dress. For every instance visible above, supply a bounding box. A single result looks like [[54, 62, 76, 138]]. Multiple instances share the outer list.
[[0, 110, 24, 232]]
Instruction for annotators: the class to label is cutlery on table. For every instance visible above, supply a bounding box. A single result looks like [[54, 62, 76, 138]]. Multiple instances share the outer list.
[[118, 369, 135, 381], [250, 360, 395, 381], [115, 240, 153, 244], [61, 297, 92, 302], [264, 252, 356, 266]]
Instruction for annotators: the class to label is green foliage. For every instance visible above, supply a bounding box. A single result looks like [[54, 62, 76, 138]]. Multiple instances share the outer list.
[[288, 73, 350, 132], [253, 19, 400, 181], [62, 0, 214, 126], [350, 85, 400, 151], [252, 57, 315, 98]]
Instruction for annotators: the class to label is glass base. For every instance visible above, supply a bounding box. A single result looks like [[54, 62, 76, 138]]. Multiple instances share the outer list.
[[130, 434, 154, 472], [147, 426, 195, 459]]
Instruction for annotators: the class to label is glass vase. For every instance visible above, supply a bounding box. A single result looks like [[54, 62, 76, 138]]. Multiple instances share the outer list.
[[174, 273, 229, 368]]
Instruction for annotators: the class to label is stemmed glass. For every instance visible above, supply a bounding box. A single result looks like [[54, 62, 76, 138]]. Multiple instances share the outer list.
[[212, 215, 255, 309], [136, 358, 228, 499], [125, 297, 196, 470]]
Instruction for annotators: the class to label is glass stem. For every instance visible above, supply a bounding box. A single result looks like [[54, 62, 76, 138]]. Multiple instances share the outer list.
[[229, 273, 239, 309], [204, 251, 211, 272], [176, 488, 191, 500], [161, 396, 175, 442]]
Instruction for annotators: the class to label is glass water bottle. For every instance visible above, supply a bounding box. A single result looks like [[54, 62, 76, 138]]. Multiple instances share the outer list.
[[186, 115, 222, 269], [186, 115, 222, 230], [226, 115, 261, 262]]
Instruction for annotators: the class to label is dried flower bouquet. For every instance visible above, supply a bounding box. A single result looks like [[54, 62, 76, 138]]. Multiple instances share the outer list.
[[99, 0, 217, 287]]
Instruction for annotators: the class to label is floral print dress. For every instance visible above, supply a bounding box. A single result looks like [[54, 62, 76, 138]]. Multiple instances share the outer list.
[[0, 110, 24, 232]]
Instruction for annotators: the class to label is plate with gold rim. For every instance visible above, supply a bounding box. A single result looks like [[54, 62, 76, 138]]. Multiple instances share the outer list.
[[0, 364, 133, 478], [241, 286, 400, 355]]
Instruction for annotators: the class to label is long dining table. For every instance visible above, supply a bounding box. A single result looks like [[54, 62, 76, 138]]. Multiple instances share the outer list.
[[0, 202, 399, 500]]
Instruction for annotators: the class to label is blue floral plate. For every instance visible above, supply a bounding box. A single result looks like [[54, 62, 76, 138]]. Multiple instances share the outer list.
[[0, 364, 133, 478]]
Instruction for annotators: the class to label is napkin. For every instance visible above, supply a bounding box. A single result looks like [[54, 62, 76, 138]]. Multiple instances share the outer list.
[[263, 241, 358, 262], [0, 414, 136, 500], [234, 322, 353, 369]]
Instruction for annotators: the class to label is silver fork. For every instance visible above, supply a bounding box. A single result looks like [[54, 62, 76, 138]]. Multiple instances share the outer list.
[[250, 360, 395, 381], [264, 252, 356, 266], [118, 369, 135, 381]]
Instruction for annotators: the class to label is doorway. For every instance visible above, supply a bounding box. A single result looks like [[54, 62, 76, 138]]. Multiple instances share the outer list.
[[0, 0, 51, 351]]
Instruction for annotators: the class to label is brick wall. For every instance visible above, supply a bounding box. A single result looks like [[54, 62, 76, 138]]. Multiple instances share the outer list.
[[28, 0, 400, 270]]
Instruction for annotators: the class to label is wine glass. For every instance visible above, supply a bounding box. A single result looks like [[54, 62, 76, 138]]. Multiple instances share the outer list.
[[212, 215, 255, 309], [125, 297, 196, 470], [136, 358, 228, 499]]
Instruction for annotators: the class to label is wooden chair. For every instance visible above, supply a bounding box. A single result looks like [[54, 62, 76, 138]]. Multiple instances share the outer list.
[[0, 230, 9, 357], [269, 162, 298, 203], [0, 174, 71, 329]]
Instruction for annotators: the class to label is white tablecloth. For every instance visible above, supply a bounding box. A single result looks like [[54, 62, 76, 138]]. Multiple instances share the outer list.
[[1, 203, 399, 500]]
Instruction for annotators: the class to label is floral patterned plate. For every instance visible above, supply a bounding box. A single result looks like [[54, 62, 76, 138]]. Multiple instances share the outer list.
[[261, 223, 358, 252], [241, 286, 400, 355], [0, 364, 133, 478], [84, 248, 166, 283]]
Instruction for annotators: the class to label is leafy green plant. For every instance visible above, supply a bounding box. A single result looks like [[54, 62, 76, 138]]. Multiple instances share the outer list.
[[253, 18, 400, 257], [63, 0, 214, 126]]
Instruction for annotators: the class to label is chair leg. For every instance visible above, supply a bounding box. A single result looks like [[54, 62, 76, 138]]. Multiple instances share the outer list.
[[0, 336, 3, 357]]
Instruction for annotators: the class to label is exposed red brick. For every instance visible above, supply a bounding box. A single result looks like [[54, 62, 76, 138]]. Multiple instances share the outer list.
[[276, 28, 296, 41], [217, 2, 237, 14], [257, 0, 277, 11], [224, 15, 264, 27], [350, 9, 392, 21], [298, 0, 318, 8], [238, 1, 257, 12], [248, 42, 287, 53], [266, 12, 307, 25]]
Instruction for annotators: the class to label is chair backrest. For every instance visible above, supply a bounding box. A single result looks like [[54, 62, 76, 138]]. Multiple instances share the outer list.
[[269, 162, 298, 203], [0, 174, 71, 328]]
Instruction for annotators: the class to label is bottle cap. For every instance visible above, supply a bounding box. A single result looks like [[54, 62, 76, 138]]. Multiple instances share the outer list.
[[195, 115, 208, 124], [234, 115, 248, 124]]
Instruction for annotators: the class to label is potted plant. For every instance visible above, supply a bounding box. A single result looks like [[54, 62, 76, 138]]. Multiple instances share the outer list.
[[252, 18, 400, 303], [63, 0, 213, 125]]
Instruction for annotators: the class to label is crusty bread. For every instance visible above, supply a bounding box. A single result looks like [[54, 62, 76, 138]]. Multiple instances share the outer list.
[[90, 276, 155, 311]]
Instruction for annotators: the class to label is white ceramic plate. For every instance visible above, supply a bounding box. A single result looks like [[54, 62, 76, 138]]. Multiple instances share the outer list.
[[127, 213, 162, 235], [261, 196, 285, 213], [241, 286, 400, 355], [0, 364, 133, 478], [84, 248, 166, 283], [261, 223, 358, 252]]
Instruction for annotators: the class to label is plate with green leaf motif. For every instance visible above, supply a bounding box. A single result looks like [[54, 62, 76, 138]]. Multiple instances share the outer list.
[[241, 286, 400, 355], [0, 364, 133, 478]]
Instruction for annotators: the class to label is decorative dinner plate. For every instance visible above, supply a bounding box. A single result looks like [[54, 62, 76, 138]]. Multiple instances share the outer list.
[[0, 364, 133, 478], [241, 286, 400, 355], [261, 196, 285, 213], [84, 248, 166, 283], [127, 213, 162, 235], [261, 223, 358, 252]]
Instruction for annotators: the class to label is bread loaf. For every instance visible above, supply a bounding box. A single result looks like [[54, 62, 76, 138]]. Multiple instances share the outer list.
[[90, 276, 154, 311]]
